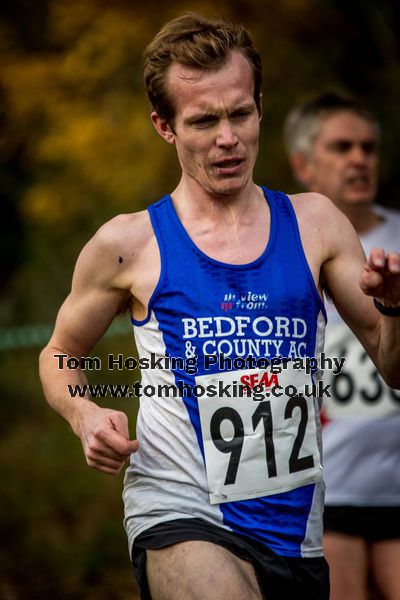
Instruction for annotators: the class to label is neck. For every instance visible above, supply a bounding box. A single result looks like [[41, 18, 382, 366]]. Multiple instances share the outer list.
[[337, 203, 381, 234], [171, 176, 263, 225]]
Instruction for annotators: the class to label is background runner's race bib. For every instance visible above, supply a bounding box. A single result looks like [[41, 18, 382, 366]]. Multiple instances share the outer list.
[[324, 324, 400, 419], [196, 363, 322, 505]]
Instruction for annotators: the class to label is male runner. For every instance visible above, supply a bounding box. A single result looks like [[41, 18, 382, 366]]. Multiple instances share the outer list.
[[40, 15, 400, 600], [284, 92, 400, 600]]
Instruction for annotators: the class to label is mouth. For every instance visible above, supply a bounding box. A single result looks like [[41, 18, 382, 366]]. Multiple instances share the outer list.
[[212, 157, 245, 174], [346, 174, 370, 186]]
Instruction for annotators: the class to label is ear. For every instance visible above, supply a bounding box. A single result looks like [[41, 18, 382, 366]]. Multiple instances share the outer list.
[[151, 111, 175, 145], [289, 151, 313, 187]]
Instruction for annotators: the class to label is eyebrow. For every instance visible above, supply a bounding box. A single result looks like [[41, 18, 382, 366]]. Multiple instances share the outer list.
[[326, 134, 378, 143], [326, 138, 378, 148], [184, 102, 256, 125]]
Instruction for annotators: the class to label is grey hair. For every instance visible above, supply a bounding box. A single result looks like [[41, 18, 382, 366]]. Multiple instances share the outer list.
[[283, 92, 380, 157]]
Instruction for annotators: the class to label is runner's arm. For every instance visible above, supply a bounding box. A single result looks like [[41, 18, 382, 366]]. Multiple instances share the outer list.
[[39, 218, 139, 474], [321, 203, 400, 388]]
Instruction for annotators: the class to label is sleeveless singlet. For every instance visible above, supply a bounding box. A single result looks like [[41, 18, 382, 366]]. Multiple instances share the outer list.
[[123, 187, 327, 558]]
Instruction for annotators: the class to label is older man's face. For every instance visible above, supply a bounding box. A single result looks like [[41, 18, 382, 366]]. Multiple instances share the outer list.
[[303, 111, 379, 209]]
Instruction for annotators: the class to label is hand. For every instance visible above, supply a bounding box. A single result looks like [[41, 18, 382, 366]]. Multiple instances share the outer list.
[[73, 402, 139, 475], [359, 248, 400, 308]]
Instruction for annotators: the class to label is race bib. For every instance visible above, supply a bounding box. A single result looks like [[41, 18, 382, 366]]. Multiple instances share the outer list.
[[324, 324, 400, 419], [196, 363, 322, 504]]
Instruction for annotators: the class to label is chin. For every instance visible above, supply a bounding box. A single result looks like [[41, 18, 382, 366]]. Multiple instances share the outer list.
[[215, 188, 244, 199], [212, 177, 250, 197], [344, 193, 376, 205]]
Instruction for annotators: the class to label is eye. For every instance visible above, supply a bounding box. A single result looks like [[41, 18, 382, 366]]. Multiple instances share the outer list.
[[330, 141, 352, 153], [362, 141, 378, 155], [191, 116, 217, 128], [230, 109, 252, 120]]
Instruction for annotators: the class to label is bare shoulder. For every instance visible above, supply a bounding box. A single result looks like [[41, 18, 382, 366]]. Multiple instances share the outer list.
[[73, 210, 154, 290], [288, 191, 357, 246], [288, 192, 341, 225], [92, 210, 153, 256]]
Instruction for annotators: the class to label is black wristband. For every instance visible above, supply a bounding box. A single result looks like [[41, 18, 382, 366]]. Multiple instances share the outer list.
[[373, 298, 400, 316]]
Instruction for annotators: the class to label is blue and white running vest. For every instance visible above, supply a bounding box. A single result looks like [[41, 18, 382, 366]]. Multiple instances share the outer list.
[[123, 187, 326, 558]]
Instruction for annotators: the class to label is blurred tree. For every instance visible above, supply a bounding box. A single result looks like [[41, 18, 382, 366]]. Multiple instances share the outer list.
[[1, 0, 399, 322]]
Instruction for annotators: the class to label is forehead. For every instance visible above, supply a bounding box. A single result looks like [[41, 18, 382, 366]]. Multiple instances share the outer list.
[[317, 111, 378, 142], [166, 50, 255, 118]]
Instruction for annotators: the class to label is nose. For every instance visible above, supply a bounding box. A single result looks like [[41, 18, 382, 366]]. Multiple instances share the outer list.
[[349, 144, 369, 165], [216, 120, 238, 148]]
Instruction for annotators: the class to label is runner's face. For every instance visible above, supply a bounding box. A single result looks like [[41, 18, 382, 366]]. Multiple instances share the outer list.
[[304, 111, 379, 208], [164, 51, 261, 198]]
